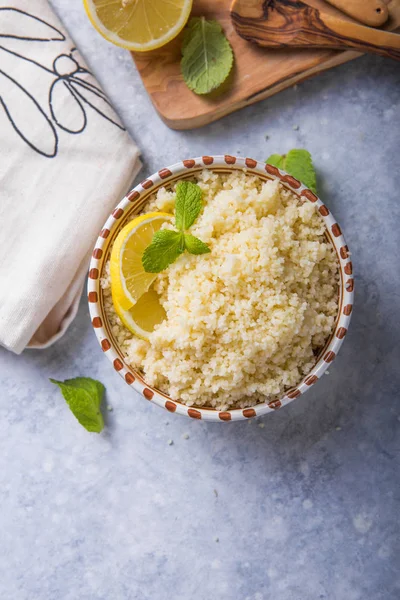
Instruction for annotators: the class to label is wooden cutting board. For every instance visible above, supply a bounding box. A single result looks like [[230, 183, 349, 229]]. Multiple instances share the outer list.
[[131, 0, 399, 130]]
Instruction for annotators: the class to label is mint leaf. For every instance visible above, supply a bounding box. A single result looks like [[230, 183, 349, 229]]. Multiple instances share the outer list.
[[142, 229, 185, 273], [184, 234, 211, 255], [50, 377, 105, 433], [175, 181, 203, 231], [181, 17, 234, 95], [266, 153, 285, 169], [285, 149, 317, 193], [266, 149, 317, 193], [142, 182, 210, 273]]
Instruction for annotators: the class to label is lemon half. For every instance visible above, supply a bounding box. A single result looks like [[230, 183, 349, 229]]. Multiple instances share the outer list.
[[83, 0, 193, 52]]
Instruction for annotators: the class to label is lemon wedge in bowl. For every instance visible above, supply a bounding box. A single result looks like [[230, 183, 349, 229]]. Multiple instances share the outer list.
[[110, 212, 173, 339], [83, 0, 193, 52], [112, 289, 167, 341]]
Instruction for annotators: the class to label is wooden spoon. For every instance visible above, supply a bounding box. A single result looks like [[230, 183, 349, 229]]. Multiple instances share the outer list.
[[230, 0, 400, 61], [326, 0, 388, 27]]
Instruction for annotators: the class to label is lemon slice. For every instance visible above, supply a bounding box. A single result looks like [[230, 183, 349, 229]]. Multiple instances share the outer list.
[[113, 288, 166, 340], [83, 0, 193, 52], [110, 212, 173, 311]]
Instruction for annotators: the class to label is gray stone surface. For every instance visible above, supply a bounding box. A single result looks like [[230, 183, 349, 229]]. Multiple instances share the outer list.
[[1, 2, 399, 599]]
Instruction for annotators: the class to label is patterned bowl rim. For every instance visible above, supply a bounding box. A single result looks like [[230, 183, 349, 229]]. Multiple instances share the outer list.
[[88, 155, 354, 422]]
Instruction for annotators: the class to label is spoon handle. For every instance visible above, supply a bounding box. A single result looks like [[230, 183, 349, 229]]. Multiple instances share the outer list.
[[231, 0, 400, 61], [316, 11, 400, 59], [325, 0, 389, 27]]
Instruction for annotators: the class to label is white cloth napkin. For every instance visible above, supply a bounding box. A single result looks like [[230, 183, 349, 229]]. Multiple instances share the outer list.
[[0, 1, 141, 354]]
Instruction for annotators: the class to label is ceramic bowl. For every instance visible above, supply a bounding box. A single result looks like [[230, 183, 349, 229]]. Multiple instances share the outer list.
[[88, 155, 354, 422]]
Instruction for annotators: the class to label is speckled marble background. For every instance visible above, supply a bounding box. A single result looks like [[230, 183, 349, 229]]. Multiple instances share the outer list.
[[1, 2, 399, 599]]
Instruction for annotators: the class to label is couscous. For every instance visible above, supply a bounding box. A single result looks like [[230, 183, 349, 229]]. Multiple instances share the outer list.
[[101, 170, 339, 411]]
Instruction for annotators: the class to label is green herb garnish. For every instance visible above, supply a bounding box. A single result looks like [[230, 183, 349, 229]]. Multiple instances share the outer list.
[[181, 17, 234, 95], [142, 230, 185, 274], [266, 153, 285, 170], [50, 377, 105, 433], [266, 149, 317, 193], [183, 234, 211, 255], [142, 181, 210, 274], [174, 180, 203, 230]]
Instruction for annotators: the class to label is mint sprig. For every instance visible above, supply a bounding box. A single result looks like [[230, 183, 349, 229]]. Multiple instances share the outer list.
[[175, 181, 203, 230], [142, 181, 210, 274], [266, 149, 317, 193], [266, 153, 285, 170], [181, 17, 234, 95], [142, 230, 185, 274], [50, 377, 105, 433], [183, 234, 211, 255]]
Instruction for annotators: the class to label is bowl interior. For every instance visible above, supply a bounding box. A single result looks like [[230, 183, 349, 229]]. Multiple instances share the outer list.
[[88, 156, 354, 422]]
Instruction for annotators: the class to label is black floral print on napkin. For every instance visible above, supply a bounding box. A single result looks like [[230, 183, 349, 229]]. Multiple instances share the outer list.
[[0, 7, 124, 158]]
